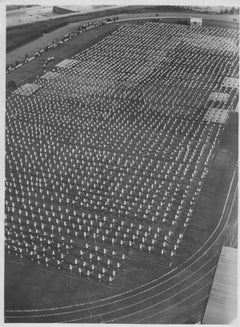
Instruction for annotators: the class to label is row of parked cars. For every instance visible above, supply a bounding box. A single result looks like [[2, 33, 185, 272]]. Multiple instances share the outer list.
[[6, 18, 118, 74]]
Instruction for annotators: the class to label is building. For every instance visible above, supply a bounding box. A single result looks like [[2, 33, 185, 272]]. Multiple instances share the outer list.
[[190, 17, 202, 27]]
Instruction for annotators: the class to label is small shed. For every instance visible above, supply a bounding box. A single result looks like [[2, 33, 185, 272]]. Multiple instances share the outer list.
[[190, 17, 202, 27]]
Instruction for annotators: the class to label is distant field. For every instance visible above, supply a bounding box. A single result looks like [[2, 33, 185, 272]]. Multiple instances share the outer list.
[[6, 5, 37, 11], [6, 5, 120, 28]]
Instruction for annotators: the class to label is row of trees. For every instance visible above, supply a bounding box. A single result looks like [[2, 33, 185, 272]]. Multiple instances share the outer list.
[[220, 7, 239, 14]]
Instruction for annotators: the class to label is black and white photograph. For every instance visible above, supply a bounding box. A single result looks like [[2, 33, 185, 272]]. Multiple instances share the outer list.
[[3, 0, 239, 324]]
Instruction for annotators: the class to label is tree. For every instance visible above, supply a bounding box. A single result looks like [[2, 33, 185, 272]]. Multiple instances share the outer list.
[[8, 80, 17, 91]]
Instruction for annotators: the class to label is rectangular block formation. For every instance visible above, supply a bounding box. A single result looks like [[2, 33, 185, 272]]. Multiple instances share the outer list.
[[222, 76, 239, 88], [203, 108, 229, 124], [41, 71, 60, 80], [13, 83, 40, 96], [56, 59, 79, 68], [209, 92, 230, 102]]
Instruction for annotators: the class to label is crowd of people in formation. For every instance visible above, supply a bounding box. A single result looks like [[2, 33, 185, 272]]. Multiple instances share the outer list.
[[5, 22, 239, 284]]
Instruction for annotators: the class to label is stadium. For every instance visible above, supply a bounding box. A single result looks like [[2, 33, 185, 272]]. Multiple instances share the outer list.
[[5, 4, 239, 324]]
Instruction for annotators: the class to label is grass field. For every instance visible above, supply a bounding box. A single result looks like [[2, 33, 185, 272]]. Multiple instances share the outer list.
[[5, 19, 238, 323], [7, 21, 69, 53]]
